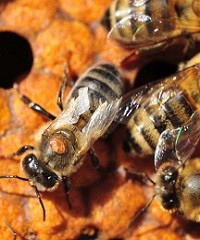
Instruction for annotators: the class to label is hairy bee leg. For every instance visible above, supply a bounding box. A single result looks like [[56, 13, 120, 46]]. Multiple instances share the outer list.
[[13, 83, 56, 120], [14, 145, 34, 155], [57, 64, 72, 111], [88, 149, 104, 174], [62, 176, 72, 209], [1, 145, 34, 159], [0, 145, 34, 160]]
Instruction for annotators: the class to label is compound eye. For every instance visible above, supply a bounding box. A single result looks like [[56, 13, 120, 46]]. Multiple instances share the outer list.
[[22, 154, 59, 191], [22, 154, 39, 173]]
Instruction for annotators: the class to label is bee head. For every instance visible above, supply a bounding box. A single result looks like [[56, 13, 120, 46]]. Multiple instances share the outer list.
[[22, 153, 60, 192], [155, 164, 180, 211]]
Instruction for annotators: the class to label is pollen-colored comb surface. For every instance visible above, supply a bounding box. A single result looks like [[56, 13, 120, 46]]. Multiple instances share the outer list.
[[0, 1, 199, 239]]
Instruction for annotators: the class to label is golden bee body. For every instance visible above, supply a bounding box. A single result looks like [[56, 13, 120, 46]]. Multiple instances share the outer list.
[[102, 0, 200, 53], [116, 63, 200, 155], [23, 63, 123, 191], [35, 63, 124, 180], [153, 112, 200, 221]]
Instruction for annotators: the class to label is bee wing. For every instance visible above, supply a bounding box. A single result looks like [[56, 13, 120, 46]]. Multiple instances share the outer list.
[[174, 112, 200, 161], [62, 87, 90, 125], [115, 81, 159, 124], [77, 98, 121, 155], [48, 87, 90, 130], [154, 112, 200, 170], [114, 75, 176, 124], [154, 128, 180, 171], [105, 0, 200, 48], [115, 64, 200, 125]]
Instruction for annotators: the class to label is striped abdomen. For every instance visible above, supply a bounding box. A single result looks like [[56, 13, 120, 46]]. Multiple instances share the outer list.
[[68, 63, 123, 129], [123, 86, 196, 155], [101, 0, 200, 48]]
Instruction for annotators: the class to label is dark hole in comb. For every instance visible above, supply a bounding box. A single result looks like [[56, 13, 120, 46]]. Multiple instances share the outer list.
[[0, 31, 33, 89], [134, 61, 177, 88]]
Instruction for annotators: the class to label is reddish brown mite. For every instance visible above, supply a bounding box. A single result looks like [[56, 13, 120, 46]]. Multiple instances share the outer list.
[[49, 135, 68, 155]]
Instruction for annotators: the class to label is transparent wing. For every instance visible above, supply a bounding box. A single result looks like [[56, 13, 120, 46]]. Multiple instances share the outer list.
[[103, 0, 200, 48], [115, 81, 159, 124], [154, 112, 200, 170], [108, 17, 175, 47], [154, 128, 180, 171], [115, 64, 200, 125], [65, 87, 90, 124], [49, 87, 90, 130], [77, 98, 121, 155], [175, 112, 200, 161]]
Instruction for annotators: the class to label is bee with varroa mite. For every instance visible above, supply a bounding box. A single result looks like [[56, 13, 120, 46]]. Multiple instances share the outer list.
[[115, 62, 200, 156], [101, 0, 200, 55], [128, 112, 200, 224], [0, 63, 123, 220]]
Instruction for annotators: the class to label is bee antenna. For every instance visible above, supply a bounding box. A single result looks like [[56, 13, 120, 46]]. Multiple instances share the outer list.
[[0, 145, 34, 159], [33, 185, 46, 221], [5, 221, 18, 240], [128, 193, 157, 228], [125, 168, 156, 186], [0, 175, 46, 221]]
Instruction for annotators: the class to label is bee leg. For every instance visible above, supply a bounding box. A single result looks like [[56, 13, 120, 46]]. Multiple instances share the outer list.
[[128, 194, 156, 228], [57, 62, 76, 111], [120, 50, 142, 68], [13, 83, 56, 120], [124, 170, 156, 227], [57, 64, 71, 111], [0, 145, 34, 159], [62, 176, 72, 209], [88, 149, 104, 174]]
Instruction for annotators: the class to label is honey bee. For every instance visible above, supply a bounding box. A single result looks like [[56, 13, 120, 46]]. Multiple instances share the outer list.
[[115, 62, 200, 156], [0, 63, 123, 220], [128, 112, 200, 224], [154, 112, 200, 221], [101, 0, 200, 54]]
